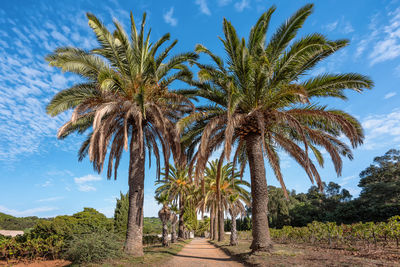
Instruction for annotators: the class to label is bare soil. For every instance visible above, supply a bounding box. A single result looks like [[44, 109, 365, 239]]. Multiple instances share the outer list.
[[165, 238, 244, 267], [212, 239, 400, 267]]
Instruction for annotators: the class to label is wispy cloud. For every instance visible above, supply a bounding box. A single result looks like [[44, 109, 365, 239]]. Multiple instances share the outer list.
[[323, 18, 353, 34], [362, 109, 400, 150], [384, 92, 397, 99], [195, 0, 211, 16], [324, 21, 338, 31], [218, 0, 231, 6], [0, 7, 96, 162], [234, 0, 250, 12], [361, 8, 400, 65], [0, 205, 58, 217], [74, 174, 102, 192], [163, 7, 178, 26], [37, 196, 64, 202]]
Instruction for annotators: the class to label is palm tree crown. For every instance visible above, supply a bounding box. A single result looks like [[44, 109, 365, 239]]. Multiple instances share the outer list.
[[46, 11, 197, 255], [186, 4, 373, 193], [183, 4, 373, 252]]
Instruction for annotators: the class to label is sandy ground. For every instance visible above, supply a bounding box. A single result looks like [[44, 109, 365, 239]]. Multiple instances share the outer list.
[[165, 238, 243, 267]]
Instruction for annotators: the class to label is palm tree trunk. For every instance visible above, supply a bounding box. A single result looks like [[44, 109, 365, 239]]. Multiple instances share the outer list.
[[178, 195, 185, 239], [245, 132, 273, 252], [210, 206, 214, 239], [218, 203, 224, 242], [162, 220, 169, 247], [171, 216, 177, 243], [124, 136, 145, 256], [213, 203, 218, 241], [230, 210, 238, 246]]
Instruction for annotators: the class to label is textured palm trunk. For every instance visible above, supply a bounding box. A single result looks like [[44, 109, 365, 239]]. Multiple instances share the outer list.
[[210, 206, 215, 239], [178, 195, 185, 239], [162, 220, 169, 247], [171, 214, 177, 243], [213, 203, 218, 241], [218, 203, 224, 242], [230, 210, 238, 246], [245, 133, 273, 252], [124, 136, 145, 256]]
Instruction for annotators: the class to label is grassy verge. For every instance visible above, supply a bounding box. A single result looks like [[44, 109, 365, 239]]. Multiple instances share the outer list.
[[209, 237, 398, 267], [99, 239, 192, 267]]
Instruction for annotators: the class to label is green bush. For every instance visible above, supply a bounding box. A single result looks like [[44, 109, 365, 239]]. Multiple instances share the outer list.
[[63, 232, 122, 264], [143, 235, 161, 246], [31, 208, 113, 240]]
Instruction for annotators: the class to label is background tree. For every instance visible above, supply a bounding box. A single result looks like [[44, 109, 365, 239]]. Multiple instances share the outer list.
[[46, 12, 196, 256], [356, 149, 400, 221], [155, 194, 171, 247], [184, 4, 372, 252], [156, 164, 192, 239]]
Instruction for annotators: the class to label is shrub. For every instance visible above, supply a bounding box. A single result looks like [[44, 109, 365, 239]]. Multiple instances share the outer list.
[[143, 235, 162, 246], [63, 232, 122, 264]]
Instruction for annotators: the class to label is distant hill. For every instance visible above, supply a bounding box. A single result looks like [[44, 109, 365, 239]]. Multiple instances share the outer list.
[[0, 212, 163, 233], [0, 212, 42, 230]]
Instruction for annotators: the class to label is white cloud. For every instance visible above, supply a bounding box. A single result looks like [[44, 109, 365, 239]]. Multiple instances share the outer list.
[[74, 174, 101, 184], [0, 205, 58, 217], [342, 21, 354, 34], [324, 21, 338, 31], [384, 92, 397, 99], [78, 184, 97, 192], [37, 196, 64, 202], [195, 0, 211, 16], [0, 8, 96, 162], [218, 0, 231, 6], [41, 180, 53, 187], [368, 8, 400, 65], [362, 109, 400, 150], [234, 0, 249, 12], [74, 174, 102, 192], [163, 7, 178, 27]]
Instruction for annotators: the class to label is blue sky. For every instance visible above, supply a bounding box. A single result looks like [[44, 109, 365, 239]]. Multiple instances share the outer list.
[[0, 0, 399, 218]]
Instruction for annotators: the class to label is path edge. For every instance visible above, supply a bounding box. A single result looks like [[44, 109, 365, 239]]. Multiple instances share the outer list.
[[207, 239, 253, 267]]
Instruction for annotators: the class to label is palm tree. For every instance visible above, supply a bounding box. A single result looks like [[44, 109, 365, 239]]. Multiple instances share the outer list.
[[170, 205, 179, 243], [155, 194, 171, 247], [184, 4, 373, 252], [198, 160, 250, 242], [155, 164, 192, 239], [46, 12, 197, 256], [228, 194, 247, 246]]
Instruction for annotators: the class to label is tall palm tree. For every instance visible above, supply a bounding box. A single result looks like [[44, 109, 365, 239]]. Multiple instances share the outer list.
[[155, 194, 171, 247], [170, 204, 179, 243], [198, 160, 250, 242], [184, 4, 373, 252], [46, 12, 197, 256], [155, 164, 192, 239], [228, 194, 247, 246]]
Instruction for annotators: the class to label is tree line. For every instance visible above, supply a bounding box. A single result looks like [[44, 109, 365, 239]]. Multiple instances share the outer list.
[[45, 3, 373, 256]]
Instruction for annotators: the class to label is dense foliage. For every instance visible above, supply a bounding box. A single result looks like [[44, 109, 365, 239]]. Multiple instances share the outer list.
[[0, 208, 119, 263], [262, 149, 400, 228], [270, 215, 400, 249], [0, 213, 42, 231]]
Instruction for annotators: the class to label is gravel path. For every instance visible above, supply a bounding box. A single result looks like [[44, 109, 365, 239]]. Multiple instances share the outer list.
[[165, 238, 244, 267]]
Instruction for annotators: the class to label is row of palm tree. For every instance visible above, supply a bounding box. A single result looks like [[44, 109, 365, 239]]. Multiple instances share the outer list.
[[46, 3, 373, 256], [155, 160, 250, 247]]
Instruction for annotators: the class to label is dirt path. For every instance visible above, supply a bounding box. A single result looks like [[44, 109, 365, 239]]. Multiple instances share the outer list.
[[165, 238, 243, 267]]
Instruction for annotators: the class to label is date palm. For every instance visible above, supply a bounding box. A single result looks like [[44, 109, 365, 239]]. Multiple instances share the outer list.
[[156, 164, 192, 239], [155, 194, 171, 247], [185, 4, 373, 252], [46, 12, 196, 256], [198, 160, 250, 242]]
